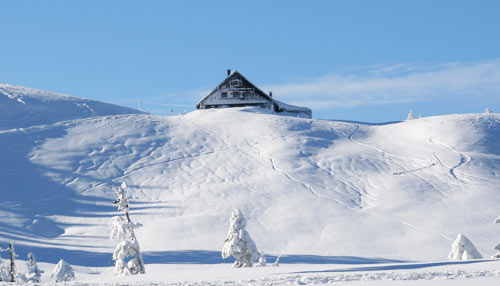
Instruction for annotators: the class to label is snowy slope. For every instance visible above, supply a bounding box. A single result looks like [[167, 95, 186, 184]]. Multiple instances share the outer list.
[[0, 84, 142, 130], [1, 86, 500, 285]]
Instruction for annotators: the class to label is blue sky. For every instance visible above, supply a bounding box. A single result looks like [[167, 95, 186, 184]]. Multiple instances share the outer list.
[[1, 0, 499, 122]]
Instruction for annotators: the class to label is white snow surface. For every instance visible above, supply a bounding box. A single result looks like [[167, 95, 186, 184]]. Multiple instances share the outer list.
[[0, 84, 142, 130], [1, 85, 500, 284]]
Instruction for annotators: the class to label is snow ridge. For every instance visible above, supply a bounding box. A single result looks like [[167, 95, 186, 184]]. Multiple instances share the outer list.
[[0, 84, 142, 130]]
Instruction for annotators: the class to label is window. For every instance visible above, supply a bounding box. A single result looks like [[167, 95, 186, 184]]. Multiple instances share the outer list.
[[230, 79, 242, 87], [221, 92, 227, 98], [232, 91, 240, 98]]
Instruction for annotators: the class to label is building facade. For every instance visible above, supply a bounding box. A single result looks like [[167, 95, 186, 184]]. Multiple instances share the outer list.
[[197, 70, 312, 118]]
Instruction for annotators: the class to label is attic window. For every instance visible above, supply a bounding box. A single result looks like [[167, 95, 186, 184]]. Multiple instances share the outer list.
[[230, 79, 242, 87]]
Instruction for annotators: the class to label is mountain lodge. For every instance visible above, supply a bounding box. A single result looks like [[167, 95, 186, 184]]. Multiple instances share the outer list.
[[196, 70, 312, 118]]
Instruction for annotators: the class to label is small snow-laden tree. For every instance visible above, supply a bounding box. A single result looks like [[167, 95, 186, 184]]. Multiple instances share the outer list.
[[272, 255, 281, 267], [50, 259, 74, 282], [255, 251, 267, 267], [110, 182, 145, 275], [485, 107, 492, 114], [448, 233, 482, 261], [407, 109, 415, 120], [26, 252, 43, 283], [112, 240, 144, 275], [221, 209, 260, 267], [0, 262, 8, 282], [493, 216, 500, 258]]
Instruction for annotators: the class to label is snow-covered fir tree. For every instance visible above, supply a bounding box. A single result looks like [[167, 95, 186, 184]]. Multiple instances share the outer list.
[[50, 259, 74, 282], [407, 109, 415, 120], [110, 182, 145, 275], [448, 233, 482, 261], [485, 107, 492, 114], [26, 252, 43, 283], [221, 208, 260, 267]]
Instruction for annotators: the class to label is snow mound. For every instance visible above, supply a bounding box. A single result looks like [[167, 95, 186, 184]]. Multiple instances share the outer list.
[[0, 84, 142, 130], [448, 233, 483, 261]]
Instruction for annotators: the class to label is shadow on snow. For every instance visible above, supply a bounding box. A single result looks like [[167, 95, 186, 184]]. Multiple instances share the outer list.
[[292, 259, 496, 274], [0, 248, 407, 267], [144, 251, 406, 266]]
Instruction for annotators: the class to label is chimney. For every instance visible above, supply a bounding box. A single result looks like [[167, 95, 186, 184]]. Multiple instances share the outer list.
[[269, 91, 273, 97], [227, 69, 231, 76]]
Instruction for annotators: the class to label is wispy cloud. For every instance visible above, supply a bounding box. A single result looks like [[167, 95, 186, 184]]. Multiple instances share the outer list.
[[146, 88, 209, 104], [139, 88, 208, 114], [263, 59, 500, 109]]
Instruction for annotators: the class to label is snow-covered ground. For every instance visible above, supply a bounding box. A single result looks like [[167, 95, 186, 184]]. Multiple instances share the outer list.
[[0, 84, 142, 130], [37, 259, 500, 285], [1, 84, 500, 285]]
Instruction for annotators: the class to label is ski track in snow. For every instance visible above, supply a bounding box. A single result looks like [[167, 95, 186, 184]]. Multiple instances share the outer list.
[[348, 125, 431, 165], [433, 152, 463, 182], [79, 148, 231, 195], [429, 138, 470, 183], [321, 164, 370, 208], [364, 211, 454, 241], [348, 125, 454, 240], [392, 162, 436, 176], [267, 156, 352, 209], [349, 125, 452, 198], [428, 138, 494, 184], [348, 124, 450, 196], [241, 143, 357, 209]]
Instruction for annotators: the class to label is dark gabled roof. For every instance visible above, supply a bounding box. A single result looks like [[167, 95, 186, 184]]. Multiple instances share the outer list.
[[197, 70, 273, 108]]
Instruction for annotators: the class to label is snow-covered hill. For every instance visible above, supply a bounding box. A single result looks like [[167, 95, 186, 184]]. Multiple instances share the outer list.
[[0, 84, 142, 130], [1, 85, 500, 284]]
